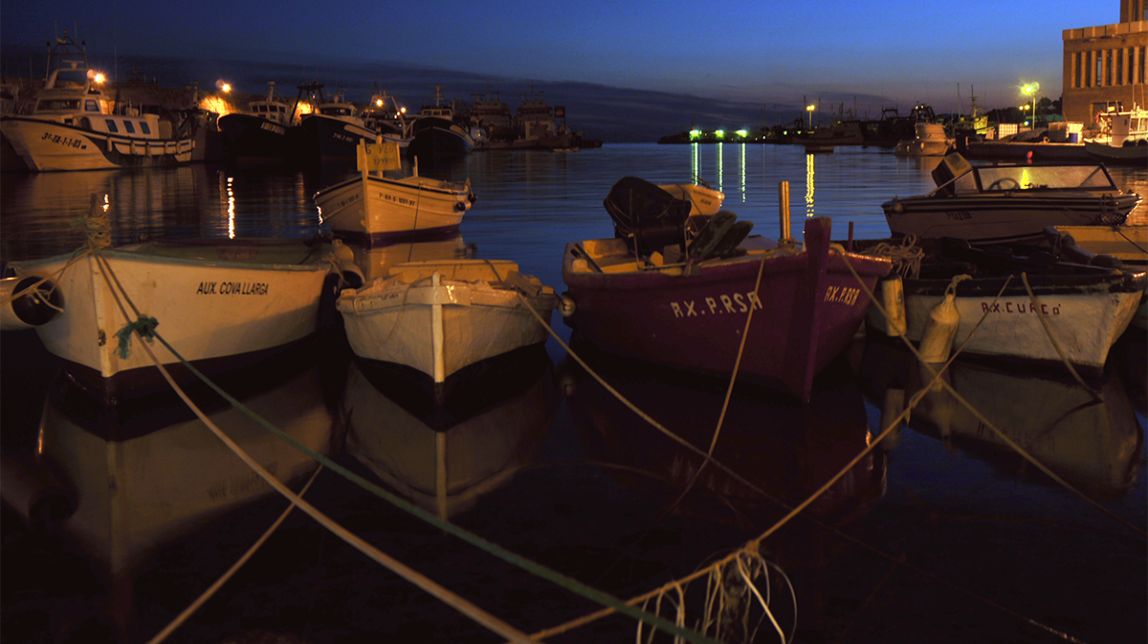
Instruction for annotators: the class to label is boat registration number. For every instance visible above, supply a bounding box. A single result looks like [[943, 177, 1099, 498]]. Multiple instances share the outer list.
[[41, 132, 85, 149], [946, 211, 972, 221]]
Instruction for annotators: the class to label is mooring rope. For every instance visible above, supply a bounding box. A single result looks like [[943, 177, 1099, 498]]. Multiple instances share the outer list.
[[145, 466, 325, 644], [1020, 272, 1105, 400], [90, 251, 722, 644], [89, 252, 542, 644]]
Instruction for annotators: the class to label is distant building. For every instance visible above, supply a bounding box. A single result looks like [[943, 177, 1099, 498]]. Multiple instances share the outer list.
[[1061, 0, 1146, 124]]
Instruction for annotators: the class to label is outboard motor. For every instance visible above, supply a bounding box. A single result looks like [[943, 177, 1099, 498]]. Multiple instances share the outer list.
[[603, 177, 692, 257], [1, 275, 61, 331]]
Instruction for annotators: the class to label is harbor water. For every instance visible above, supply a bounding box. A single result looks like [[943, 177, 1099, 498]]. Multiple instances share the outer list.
[[2, 143, 1146, 644]]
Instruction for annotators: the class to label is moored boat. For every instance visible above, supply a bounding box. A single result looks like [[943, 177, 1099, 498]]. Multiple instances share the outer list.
[[882, 152, 1140, 244], [0, 32, 195, 172], [1083, 104, 1147, 166], [314, 139, 476, 246], [560, 177, 893, 402], [406, 86, 474, 159], [336, 259, 559, 384], [858, 236, 1146, 375], [293, 83, 378, 163], [1039, 224, 1147, 331], [893, 122, 953, 157], [1, 233, 355, 404], [216, 81, 297, 163]]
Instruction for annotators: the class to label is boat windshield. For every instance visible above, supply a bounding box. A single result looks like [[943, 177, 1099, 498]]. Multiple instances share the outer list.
[[975, 165, 1116, 191]]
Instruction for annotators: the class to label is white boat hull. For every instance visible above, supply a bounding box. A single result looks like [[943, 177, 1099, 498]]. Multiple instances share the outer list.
[[0, 117, 195, 171], [874, 285, 1141, 373], [5, 240, 341, 402], [337, 260, 558, 382], [315, 173, 473, 246], [657, 183, 725, 215]]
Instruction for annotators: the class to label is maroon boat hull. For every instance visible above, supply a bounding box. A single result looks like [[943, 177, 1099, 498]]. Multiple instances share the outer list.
[[562, 218, 892, 401]]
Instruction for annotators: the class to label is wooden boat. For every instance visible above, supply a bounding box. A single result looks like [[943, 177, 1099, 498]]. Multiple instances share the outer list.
[[560, 177, 893, 402], [657, 181, 725, 215], [882, 153, 1140, 244], [336, 259, 559, 383], [1039, 224, 1147, 331], [314, 139, 475, 246], [857, 236, 1146, 375], [0, 32, 195, 171], [1, 235, 354, 404], [216, 81, 297, 163]]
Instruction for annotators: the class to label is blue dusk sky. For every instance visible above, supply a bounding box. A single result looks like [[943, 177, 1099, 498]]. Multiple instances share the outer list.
[[0, 0, 1113, 128]]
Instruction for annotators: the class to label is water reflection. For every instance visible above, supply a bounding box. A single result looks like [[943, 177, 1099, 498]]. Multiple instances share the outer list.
[[344, 347, 560, 520], [345, 232, 471, 282], [859, 338, 1144, 499], [561, 335, 884, 526]]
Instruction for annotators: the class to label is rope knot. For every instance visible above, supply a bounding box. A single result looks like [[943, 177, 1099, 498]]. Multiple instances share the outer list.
[[114, 316, 159, 359]]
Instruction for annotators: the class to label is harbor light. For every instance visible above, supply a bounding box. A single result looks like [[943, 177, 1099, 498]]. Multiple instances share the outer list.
[[90, 71, 105, 84], [715, 130, 725, 139], [806, 104, 815, 129], [1022, 82, 1039, 127], [689, 129, 701, 141], [216, 80, 232, 93], [736, 129, 748, 138]]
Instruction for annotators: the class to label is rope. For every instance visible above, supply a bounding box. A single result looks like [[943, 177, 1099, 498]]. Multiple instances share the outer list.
[[87, 251, 721, 644], [146, 466, 324, 644], [88, 252, 542, 644], [1020, 272, 1104, 400]]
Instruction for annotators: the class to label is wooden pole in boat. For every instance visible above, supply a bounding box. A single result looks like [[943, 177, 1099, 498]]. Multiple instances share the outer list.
[[778, 181, 791, 241]]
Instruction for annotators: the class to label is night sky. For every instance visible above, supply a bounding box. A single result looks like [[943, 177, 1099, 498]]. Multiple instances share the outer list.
[[0, 0, 1108, 131]]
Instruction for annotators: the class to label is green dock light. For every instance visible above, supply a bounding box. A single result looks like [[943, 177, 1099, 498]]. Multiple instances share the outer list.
[[689, 129, 701, 141], [715, 130, 725, 139], [736, 129, 748, 139]]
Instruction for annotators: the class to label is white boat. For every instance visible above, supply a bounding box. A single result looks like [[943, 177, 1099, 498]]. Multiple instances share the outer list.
[[883, 152, 1141, 244], [1041, 224, 1147, 331], [0, 32, 195, 171], [1, 234, 355, 404], [314, 139, 475, 247], [336, 259, 559, 383], [657, 181, 725, 215], [859, 237, 1145, 375], [1083, 103, 1147, 166], [894, 122, 954, 157]]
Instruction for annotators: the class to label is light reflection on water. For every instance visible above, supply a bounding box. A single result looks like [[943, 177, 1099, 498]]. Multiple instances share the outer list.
[[0, 144, 1145, 644]]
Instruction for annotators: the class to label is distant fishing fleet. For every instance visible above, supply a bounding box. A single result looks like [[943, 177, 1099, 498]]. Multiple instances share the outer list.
[[0, 32, 602, 173]]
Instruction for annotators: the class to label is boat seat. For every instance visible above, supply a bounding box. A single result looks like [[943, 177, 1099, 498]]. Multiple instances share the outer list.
[[603, 177, 692, 257], [688, 210, 753, 261]]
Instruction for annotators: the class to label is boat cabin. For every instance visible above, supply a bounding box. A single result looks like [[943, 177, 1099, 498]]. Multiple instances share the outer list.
[[930, 153, 1121, 196]]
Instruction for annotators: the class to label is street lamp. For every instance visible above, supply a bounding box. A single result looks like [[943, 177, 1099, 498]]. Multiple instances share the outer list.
[[806, 104, 815, 130], [1022, 82, 1040, 128]]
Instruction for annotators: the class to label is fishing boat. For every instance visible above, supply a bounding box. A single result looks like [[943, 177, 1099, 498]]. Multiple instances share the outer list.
[[893, 122, 953, 157], [657, 181, 725, 215], [336, 259, 560, 385], [857, 236, 1146, 375], [292, 83, 378, 163], [360, 86, 411, 150], [1, 231, 355, 404], [314, 139, 476, 246], [216, 81, 297, 163], [1083, 104, 1147, 166], [1039, 224, 1147, 331], [882, 153, 1140, 244], [406, 86, 474, 159], [560, 177, 893, 402], [0, 32, 195, 171]]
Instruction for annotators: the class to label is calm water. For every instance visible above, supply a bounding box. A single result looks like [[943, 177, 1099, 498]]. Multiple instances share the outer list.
[[1, 144, 1146, 644]]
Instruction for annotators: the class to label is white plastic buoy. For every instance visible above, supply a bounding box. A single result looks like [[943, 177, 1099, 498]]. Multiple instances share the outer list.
[[918, 277, 966, 364]]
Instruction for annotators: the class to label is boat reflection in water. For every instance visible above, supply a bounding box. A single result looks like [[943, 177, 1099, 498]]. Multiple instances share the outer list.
[[344, 345, 560, 520], [859, 337, 1144, 499], [344, 232, 471, 282], [561, 334, 884, 523], [32, 363, 341, 579]]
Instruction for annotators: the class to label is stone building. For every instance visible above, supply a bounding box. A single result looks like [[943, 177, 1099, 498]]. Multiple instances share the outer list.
[[1062, 0, 1147, 124]]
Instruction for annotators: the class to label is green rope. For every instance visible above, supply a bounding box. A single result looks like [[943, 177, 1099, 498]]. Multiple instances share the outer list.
[[146, 331, 721, 644], [114, 316, 159, 359]]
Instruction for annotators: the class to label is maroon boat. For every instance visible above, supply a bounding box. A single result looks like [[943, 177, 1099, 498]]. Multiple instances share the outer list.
[[560, 177, 893, 402]]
